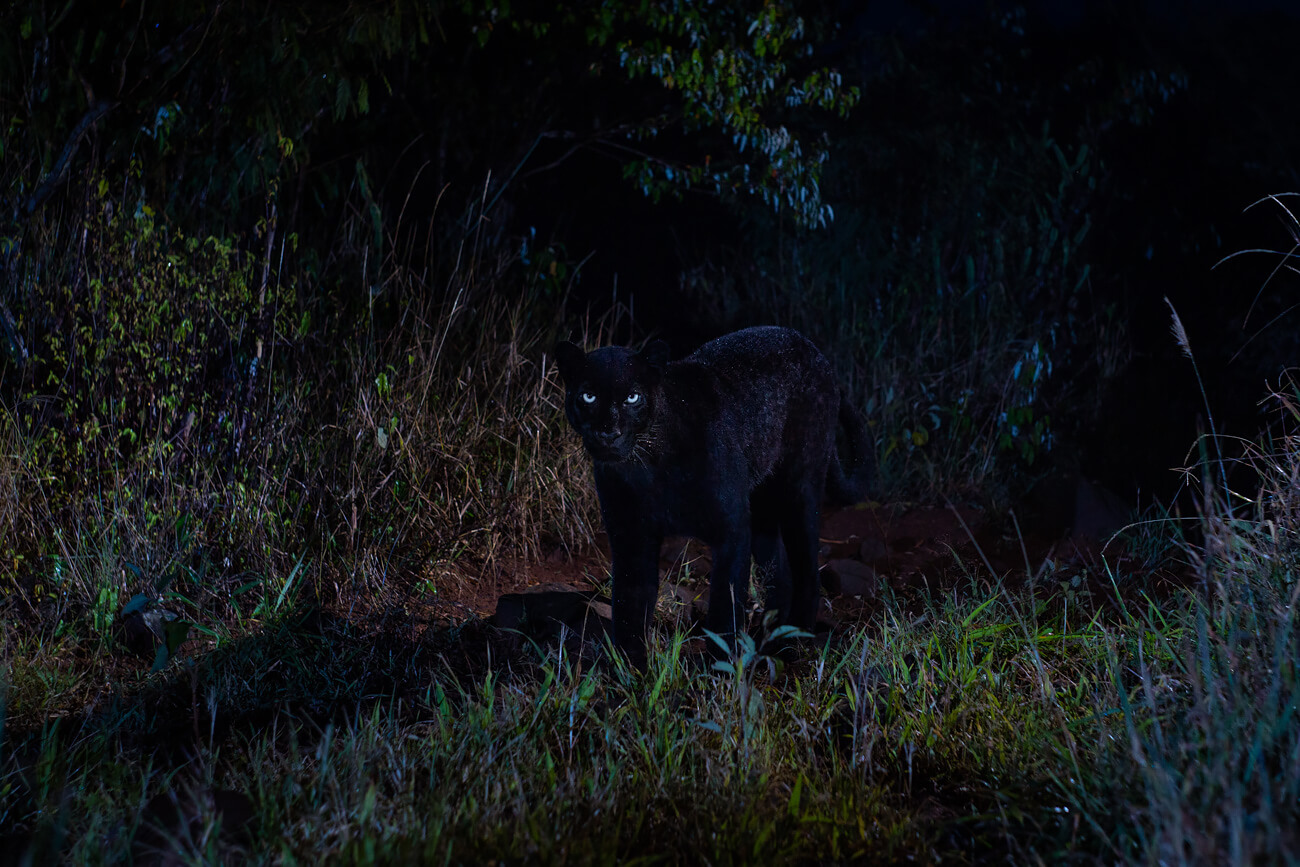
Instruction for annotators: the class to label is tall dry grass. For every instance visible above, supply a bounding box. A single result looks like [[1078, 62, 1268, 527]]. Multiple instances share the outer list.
[[0, 172, 606, 649]]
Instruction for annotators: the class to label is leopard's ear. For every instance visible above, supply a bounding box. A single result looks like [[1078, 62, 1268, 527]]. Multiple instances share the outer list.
[[641, 340, 669, 372], [554, 341, 586, 384]]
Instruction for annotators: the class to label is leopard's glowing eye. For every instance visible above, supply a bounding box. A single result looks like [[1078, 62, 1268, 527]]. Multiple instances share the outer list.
[[580, 392, 597, 404], [625, 391, 641, 405]]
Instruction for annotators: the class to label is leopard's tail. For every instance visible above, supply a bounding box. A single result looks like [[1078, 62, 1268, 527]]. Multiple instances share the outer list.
[[826, 394, 876, 506]]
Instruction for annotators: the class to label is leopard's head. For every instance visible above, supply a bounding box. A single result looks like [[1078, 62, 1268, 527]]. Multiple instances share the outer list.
[[555, 340, 669, 462]]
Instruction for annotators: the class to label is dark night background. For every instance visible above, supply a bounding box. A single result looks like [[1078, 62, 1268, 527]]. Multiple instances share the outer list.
[[634, 0, 1296, 507], [498, 0, 1300, 506], [5, 0, 1300, 522]]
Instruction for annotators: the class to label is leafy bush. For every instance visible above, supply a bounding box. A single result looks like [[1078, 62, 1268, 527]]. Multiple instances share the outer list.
[[10, 179, 287, 500], [0, 162, 600, 637]]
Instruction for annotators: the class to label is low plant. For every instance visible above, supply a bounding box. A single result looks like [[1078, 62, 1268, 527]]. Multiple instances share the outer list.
[[1, 572, 1131, 864], [1080, 372, 1300, 862]]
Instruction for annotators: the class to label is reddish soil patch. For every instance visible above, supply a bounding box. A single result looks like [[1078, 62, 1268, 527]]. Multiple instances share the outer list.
[[449, 547, 611, 619], [423, 474, 1183, 648]]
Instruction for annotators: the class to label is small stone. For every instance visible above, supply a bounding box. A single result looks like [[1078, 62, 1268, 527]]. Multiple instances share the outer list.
[[491, 589, 590, 638], [820, 559, 878, 598], [858, 536, 889, 563], [118, 598, 180, 660]]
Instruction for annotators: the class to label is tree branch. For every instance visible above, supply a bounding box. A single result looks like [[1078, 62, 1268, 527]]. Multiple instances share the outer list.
[[24, 100, 116, 216]]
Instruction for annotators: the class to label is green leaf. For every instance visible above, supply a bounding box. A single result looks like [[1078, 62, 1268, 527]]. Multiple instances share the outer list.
[[961, 595, 998, 628], [335, 77, 351, 120], [273, 551, 308, 613], [150, 643, 170, 673], [357, 78, 370, 115], [360, 782, 377, 822], [163, 619, 191, 655], [121, 593, 151, 617]]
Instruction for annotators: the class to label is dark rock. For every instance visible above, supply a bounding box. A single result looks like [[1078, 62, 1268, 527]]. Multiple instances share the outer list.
[[491, 584, 605, 640], [820, 559, 878, 598], [1022, 471, 1078, 537], [1073, 477, 1132, 540], [118, 598, 181, 660], [858, 536, 889, 563], [1023, 472, 1132, 540]]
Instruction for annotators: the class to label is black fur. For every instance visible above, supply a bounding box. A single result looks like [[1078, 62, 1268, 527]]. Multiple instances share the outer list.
[[555, 326, 873, 666]]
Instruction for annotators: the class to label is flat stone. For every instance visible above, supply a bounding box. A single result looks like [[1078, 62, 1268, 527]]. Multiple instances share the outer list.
[[820, 559, 878, 598], [518, 582, 586, 595], [858, 536, 889, 563], [491, 589, 590, 636]]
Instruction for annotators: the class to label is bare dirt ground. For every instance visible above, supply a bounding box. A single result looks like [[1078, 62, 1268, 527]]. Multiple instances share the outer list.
[[440, 474, 1175, 655]]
